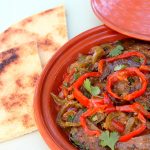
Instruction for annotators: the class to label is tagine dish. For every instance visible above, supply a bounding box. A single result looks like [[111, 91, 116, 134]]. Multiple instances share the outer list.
[[51, 39, 150, 150]]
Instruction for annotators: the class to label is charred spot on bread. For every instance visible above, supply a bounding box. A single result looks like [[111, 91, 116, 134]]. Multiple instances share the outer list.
[[22, 114, 34, 128], [38, 37, 60, 51], [3, 28, 10, 34], [2, 93, 28, 111], [20, 18, 32, 26], [39, 8, 55, 16], [39, 37, 53, 46], [30, 73, 39, 87], [15, 79, 24, 88], [0, 48, 18, 73], [0, 80, 3, 86]]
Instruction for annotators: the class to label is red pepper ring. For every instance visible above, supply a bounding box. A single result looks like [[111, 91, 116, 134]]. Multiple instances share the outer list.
[[106, 67, 147, 101], [73, 72, 101, 88], [119, 113, 146, 142], [98, 51, 146, 73], [106, 51, 146, 64], [116, 102, 150, 119], [116, 105, 135, 113], [116, 103, 147, 142], [139, 65, 150, 72], [80, 107, 106, 136], [105, 106, 116, 113], [132, 102, 150, 119], [98, 59, 105, 73], [90, 92, 113, 108], [103, 92, 113, 105], [73, 72, 100, 108]]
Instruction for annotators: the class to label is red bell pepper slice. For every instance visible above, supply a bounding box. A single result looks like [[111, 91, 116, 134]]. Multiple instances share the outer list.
[[90, 92, 113, 108], [80, 107, 105, 136], [106, 67, 147, 101], [139, 65, 150, 72], [116, 105, 135, 113], [116, 103, 147, 141], [90, 98, 104, 107], [98, 59, 105, 73], [63, 68, 76, 83], [119, 113, 146, 142], [80, 116, 100, 136], [73, 72, 100, 88], [80, 102, 147, 138], [106, 51, 146, 64], [103, 92, 113, 105], [73, 88, 91, 108], [73, 72, 100, 108], [116, 102, 150, 119], [80, 104, 117, 136], [98, 51, 146, 74], [104, 106, 116, 113], [131, 102, 150, 119], [111, 119, 125, 133]]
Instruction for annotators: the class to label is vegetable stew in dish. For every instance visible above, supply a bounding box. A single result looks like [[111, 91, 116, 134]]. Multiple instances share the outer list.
[[51, 39, 150, 150]]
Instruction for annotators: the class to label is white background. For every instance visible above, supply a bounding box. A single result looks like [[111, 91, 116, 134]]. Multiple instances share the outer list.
[[0, 0, 102, 150]]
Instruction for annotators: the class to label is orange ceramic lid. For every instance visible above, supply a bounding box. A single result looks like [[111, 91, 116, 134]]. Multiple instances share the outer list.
[[91, 0, 150, 41]]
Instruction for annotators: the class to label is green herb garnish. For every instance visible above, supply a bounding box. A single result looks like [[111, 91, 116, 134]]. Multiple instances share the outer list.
[[127, 77, 135, 85], [73, 73, 80, 80], [91, 114, 98, 122], [109, 45, 124, 57], [141, 103, 150, 111], [67, 115, 75, 122], [83, 79, 101, 96], [99, 131, 119, 150], [114, 64, 127, 71], [132, 57, 144, 63]]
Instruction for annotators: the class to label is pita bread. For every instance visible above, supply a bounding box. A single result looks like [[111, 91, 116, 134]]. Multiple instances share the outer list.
[[0, 42, 42, 142], [0, 5, 68, 67], [0, 28, 39, 51]]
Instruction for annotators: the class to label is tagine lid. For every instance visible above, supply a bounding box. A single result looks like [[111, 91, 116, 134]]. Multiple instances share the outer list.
[[91, 0, 150, 41]]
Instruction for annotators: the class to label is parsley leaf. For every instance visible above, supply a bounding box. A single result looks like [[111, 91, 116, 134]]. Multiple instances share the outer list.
[[109, 45, 124, 57], [99, 131, 119, 150], [83, 79, 101, 96], [73, 73, 80, 80], [114, 64, 127, 71], [83, 79, 91, 93], [91, 86, 101, 96]]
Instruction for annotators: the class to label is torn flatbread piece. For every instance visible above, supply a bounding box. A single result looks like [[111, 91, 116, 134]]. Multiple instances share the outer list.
[[0, 5, 68, 66], [0, 41, 42, 142]]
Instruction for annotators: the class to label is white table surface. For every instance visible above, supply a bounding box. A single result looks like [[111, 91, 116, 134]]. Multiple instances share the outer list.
[[0, 0, 102, 150]]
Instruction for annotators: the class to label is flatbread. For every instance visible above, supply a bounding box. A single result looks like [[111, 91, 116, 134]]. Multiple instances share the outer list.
[[0, 5, 68, 67], [0, 28, 39, 51], [0, 41, 42, 142]]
